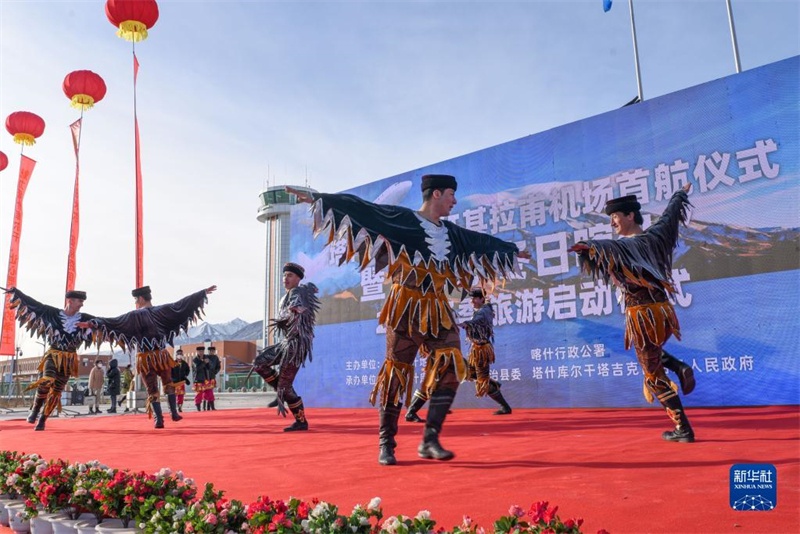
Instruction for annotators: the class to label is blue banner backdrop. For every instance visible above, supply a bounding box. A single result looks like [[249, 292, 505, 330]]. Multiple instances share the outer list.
[[289, 56, 800, 409]]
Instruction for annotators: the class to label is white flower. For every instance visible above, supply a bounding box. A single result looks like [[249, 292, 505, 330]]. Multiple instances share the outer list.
[[415, 510, 431, 521], [367, 497, 381, 510]]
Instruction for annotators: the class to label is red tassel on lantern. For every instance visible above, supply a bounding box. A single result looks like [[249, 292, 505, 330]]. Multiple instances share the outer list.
[[5, 112, 46, 146]]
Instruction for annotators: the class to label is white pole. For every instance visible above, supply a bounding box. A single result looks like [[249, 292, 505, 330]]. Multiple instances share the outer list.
[[725, 0, 742, 73], [628, 0, 644, 101]]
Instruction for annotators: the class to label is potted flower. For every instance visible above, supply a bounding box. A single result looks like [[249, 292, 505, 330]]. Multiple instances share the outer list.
[[170, 482, 246, 534], [245, 495, 309, 533], [32, 458, 72, 513], [304, 497, 383, 533], [5, 452, 48, 520], [487, 501, 588, 534]]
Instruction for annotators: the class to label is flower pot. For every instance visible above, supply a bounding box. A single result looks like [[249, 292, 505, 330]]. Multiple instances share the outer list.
[[6, 502, 31, 533], [94, 518, 141, 533], [73, 519, 99, 534], [0, 498, 26, 527], [30, 511, 68, 534], [52, 514, 95, 534]]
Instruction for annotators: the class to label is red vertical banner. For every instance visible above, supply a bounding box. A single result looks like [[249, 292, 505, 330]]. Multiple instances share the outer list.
[[65, 119, 82, 292], [0, 155, 37, 355], [133, 52, 144, 288]]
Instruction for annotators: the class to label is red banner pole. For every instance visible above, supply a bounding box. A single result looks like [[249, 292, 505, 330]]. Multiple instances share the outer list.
[[65, 119, 82, 292], [0, 155, 37, 355], [133, 50, 144, 288]]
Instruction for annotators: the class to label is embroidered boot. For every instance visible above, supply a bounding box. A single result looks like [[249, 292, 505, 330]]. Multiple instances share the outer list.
[[284, 399, 309, 432], [661, 350, 695, 395]]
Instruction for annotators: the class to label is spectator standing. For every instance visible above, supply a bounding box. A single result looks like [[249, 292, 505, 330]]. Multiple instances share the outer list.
[[88, 360, 105, 414], [106, 359, 121, 413]]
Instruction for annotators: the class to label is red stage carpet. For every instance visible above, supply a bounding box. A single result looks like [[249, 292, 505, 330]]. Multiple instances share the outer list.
[[1, 406, 798, 533]]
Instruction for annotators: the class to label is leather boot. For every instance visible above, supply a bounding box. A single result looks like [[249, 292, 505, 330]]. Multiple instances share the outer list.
[[489, 386, 512, 415], [661, 350, 695, 395], [418, 389, 456, 461], [167, 394, 183, 422], [284, 399, 308, 432], [34, 414, 47, 431], [152, 401, 165, 429], [404, 393, 426, 423], [27, 397, 44, 424], [379, 403, 401, 465], [662, 396, 695, 443]]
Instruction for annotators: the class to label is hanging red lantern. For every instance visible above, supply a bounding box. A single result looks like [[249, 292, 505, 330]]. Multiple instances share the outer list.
[[105, 0, 159, 42], [5, 112, 46, 146], [63, 70, 107, 111], [0, 151, 8, 172]]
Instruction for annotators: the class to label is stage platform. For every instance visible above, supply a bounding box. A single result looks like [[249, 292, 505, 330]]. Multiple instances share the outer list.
[[1, 404, 798, 533]]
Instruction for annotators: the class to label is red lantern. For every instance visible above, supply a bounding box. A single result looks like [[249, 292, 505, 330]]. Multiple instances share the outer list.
[[5, 112, 46, 146], [63, 70, 108, 110], [0, 151, 7, 172], [105, 0, 159, 42]]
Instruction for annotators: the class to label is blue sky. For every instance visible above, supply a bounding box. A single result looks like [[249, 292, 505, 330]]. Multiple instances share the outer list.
[[0, 0, 798, 355]]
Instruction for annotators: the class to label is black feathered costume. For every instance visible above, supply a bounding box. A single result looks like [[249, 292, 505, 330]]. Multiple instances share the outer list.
[[308, 189, 522, 462], [573, 189, 696, 442], [5, 288, 95, 429], [87, 289, 208, 427]]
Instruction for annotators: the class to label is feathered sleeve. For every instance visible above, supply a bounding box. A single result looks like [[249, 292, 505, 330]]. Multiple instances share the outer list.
[[463, 304, 495, 342], [310, 192, 521, 282], [90, 289, 208, 352], [4, 287, 63, 341], [310, 192, 421, 272], [574, 190, 691, 295]]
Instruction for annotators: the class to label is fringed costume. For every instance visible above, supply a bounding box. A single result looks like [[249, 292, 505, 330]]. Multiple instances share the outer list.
[[5, 288, 94, 431], [192, 350, 212, 411], [170, 356, 191, 412], [253, 274, 320, 431], [87, 289, 208, 428], [573, 189, 695, 442], [308, 187, 521, 463]]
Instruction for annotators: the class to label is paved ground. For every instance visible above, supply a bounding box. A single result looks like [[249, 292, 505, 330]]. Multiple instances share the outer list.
[[0, 391, 278, 421]]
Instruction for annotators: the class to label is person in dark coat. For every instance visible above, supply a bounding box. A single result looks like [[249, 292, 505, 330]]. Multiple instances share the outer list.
[[204, 346, 221, 410], [106, 359, 121, 413]]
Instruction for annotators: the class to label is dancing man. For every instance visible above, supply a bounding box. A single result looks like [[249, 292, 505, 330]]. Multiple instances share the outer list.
[[405, 287, 511, 422], [289, 174, 527, 465], [3, 288, 94, 431], [570, 184, 695, 442], [79, 285, 215, 429], [252, 262, 320, 432]]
